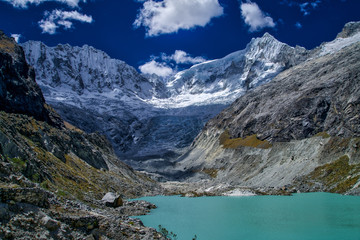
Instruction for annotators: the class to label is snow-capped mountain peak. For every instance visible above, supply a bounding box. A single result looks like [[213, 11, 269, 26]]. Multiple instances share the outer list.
[[22, 41, 163, 100], [147, 32, 309, 109]]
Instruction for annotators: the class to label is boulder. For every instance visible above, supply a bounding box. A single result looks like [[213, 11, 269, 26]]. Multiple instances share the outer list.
[[41, 215, 60, 231], [101, 192, 123, 208]]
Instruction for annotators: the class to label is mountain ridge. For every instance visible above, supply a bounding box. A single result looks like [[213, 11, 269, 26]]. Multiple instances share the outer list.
[[22, 22, 360, 179], [171, 24, 360, 195]]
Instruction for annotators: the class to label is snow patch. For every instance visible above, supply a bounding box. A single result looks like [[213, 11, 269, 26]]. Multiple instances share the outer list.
[[320, 32, 360, 56], [223, 189, 256, 197]]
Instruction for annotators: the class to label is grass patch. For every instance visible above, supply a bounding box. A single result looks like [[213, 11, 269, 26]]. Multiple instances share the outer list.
[[309, 155, 360, 193], [0, 39, 17, 55], [64, 121, 84, 133], [219, 130, 272, 149], [57, 189, 69, 197], [9, 156, 26, 172], [313, 131, 331, 138], [40, 180, 50, 189], [202, 168, 219, 178], [333, 176, 360, 193], [0, 110, 153, 202], [32, 173, 40, 183]]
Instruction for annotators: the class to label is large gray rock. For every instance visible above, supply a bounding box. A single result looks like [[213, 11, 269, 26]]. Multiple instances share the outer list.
[[337, 21, 360, 38], [101, 192, 123, 208], [41, 215, 60, 231]]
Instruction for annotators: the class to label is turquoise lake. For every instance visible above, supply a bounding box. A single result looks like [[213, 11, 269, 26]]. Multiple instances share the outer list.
[[134, 193, 360, 240]]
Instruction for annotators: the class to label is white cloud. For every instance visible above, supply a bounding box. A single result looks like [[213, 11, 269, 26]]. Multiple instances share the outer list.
[[3, 0, 86, 8], [163, 50, 206, 64], [240, 1, 275, 32], [140, 50, 206, 77], [39, 9, 93, 34], [280, 0, 321, 16], [299, 3, 310, 15], [295, 22, 302, 29], [134, 0, 224, 37], [139, 60, 173, 77], [11, 33, 21, 43]]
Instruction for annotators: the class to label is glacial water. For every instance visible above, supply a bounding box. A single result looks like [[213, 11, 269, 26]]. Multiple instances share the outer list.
[[135, 193, 360, 240]]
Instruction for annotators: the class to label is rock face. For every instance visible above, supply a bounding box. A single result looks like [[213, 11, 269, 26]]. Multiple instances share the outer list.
[[0, 32, 166, 239], [0, 31, 63, 128], [0, 187, 52, 208], [0, 32, 162, 198], [175, 24, 360, 195], [208, 42, 360, 142], [0, 110, 162, 201], [22, 32, 310, 177], [337, 21, 360, 38]]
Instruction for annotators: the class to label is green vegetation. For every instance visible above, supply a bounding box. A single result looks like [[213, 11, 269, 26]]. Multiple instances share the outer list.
[[32, 173, 40, 183], [9, 156, 26, 172], [158, 225, 198, 240], [334, 176, 360, 193], [57, 189, 69, 197], [0, 38, 17, 54], [64, 120, 84, 133], [309, 155, 360, 193], [202, 168, 219, 178], [40, 180, 50, 189], [313, 131, 331, 138], [0, 110, 153, 203], [158, 225, 177, 240], [219, 130, 272, 149]]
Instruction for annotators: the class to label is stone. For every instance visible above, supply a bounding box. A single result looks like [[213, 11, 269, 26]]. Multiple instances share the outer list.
[[101, 192, 123, 208], [0, 187, 51, 208], [0, 203, 9, 221], [41, 216, 60, 231]]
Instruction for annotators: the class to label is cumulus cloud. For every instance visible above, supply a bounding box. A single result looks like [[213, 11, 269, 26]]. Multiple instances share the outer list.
[[240, 1, 275, 32], [280, 0, 321, 16], [38, 9, 93, 34], [163, 50, 206, 65], [139, 60, 174, 77], [139, 50, 206, 77], [10, 33, 21, 43], [295, 22, 302, 29], [2, 0, 86, 8], [134, 0, 224, 37]]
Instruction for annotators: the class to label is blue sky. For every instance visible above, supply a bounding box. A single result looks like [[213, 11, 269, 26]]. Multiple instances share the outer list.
[[1, 0, 359, 76]]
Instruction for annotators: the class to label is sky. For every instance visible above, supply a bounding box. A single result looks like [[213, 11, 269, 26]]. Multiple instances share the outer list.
[[1, 0, 359, 77]]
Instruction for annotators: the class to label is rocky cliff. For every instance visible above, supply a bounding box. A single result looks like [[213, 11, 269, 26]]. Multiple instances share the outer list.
[[174, 23, 360, 196], [0, 31, 63, 128], [0, 32, 165, 239]]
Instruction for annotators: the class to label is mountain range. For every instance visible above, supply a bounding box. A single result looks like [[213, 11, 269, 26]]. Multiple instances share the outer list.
[[171, 21, 360, 195], [18, 21, 360, 183], [22, 31, 315, 177]]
